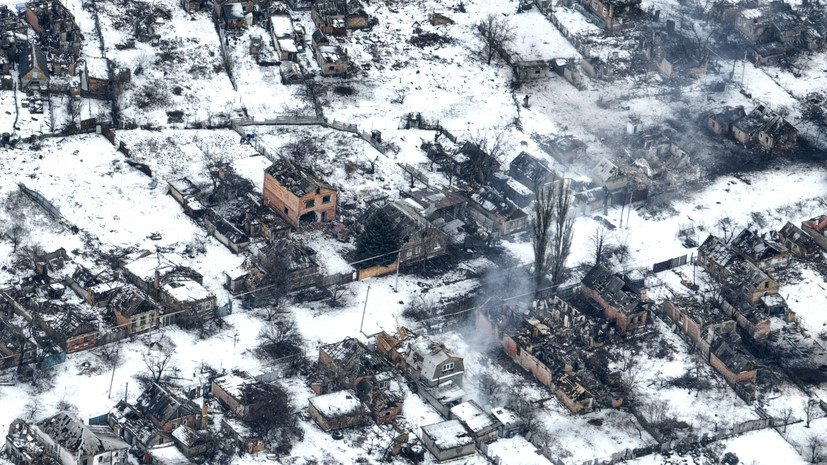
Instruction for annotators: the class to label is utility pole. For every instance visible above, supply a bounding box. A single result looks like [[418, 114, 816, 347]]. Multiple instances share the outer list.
[[359, 285, 371, 336], [107, 346, 119, 399], [394, 251, 401, 292]]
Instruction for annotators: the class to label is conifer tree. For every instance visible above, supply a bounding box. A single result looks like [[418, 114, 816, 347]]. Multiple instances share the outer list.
[[355, 209, 402, 268]]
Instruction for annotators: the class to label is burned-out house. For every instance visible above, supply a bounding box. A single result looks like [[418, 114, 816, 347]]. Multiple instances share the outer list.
[[488, 173, 534, 208], [18, 42, 49, 90], [40, 306, 98, 354], [707, 106, 746, 136], [204, 208, 250, 254], [576, 0, 642, 30], [0, 318, 37, 370], [311, 1, 347, 35], [698, 234, 781, 305], [709, 337, 758, 388], [508, 151, 556, 191], [498, 296, 615, 414], [120, 251, 216, 325], [263, 158, 337, 228], [365, 200, 449, 266], [136, 383, 203, 433], [25, 0, 83, 58], [726, 259, 780, 306], [729, 228, 790, 271], [318, 337, 388, 390], [401, 187, 468, 242], [544, 134, 587, 165], [466, 186, 529, 236], [256, 237, 320, 290], [639, 28, 707, 79], [802, 215, 827, 252], [108, 401, 168, 454], [731, 105, 798, 154], [697, 235, 739, 277], [168, 178, 205, 217], [109, 288, 159, 334], [5, 419, 61, 465], [211, 371, 289, 439], [662, 297, 736, 357], [581, 264, 650, 333], [216, 0, 255, 28], [660, 295, 758, 401], [35, 412, 129, 465], [778, 221, 820, 258]]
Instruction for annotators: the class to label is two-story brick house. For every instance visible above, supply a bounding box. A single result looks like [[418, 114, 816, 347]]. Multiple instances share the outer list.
[[262, 159, 337, 228]]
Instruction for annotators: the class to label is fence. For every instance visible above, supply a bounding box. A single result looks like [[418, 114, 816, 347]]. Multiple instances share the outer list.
[[18, 183, 63, 221], [216, 27, 236, 90], [652, 254, 688, 273]]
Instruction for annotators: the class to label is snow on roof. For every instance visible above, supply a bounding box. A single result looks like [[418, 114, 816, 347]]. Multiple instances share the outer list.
[[490, 407, 523, 428], [171, 425, 199, 447], [270, 15, 293, 37], [278, 38, 297, 53], [38, 412, 128, 457], [741, 8, 763, 19], [213, 372, 255, 400], [427, 380, 465, 404], [147, 444, 195, 465], [421, 419, 473, 450], [89, 281, 123, 295], [450, 401, 499, 434], [487, 436, 553, 465], [85, 57, 109, 80], [124, 253, 177, 282], [224, 266, 248, 280], [309, 390, 364, 419], [406, 335, 462, 381], [161, 279, 213, 303]]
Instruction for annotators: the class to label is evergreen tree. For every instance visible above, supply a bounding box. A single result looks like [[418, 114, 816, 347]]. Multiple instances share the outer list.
[[355, 208, 402, 268]]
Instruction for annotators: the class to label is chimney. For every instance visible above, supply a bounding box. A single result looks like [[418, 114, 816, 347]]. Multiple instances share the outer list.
[[201, 399, 208, 429]]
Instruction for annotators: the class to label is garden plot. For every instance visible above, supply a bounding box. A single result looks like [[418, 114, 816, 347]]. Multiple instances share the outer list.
[[94, 0, 237, 127], [114, 128, 261, 183], [0, 133, 243, 293], [225, 26, 315, 119], [303, 0, 519, 139], [0, 90, 52, 137]]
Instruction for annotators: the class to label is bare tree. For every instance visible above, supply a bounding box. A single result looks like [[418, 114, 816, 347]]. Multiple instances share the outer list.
[[548, 182, 574, 287], [3, 190, 30, 253], [778, 406, 795, 433], [476, 14, 514, 65], [259, 319, 298, 347], [532, 180, 574, 291], [532, 183, 555, 293], [590, 226, 612, 267], [258, 319, 302, 359], [805, 399, 819, 427], [390, 88, 408, 104], [282, 136, 324, 166], [142, 335, 177, 383], [714, 215, 737, 243], [806, 433, 824, 463], [202, 149, 232, 191]]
